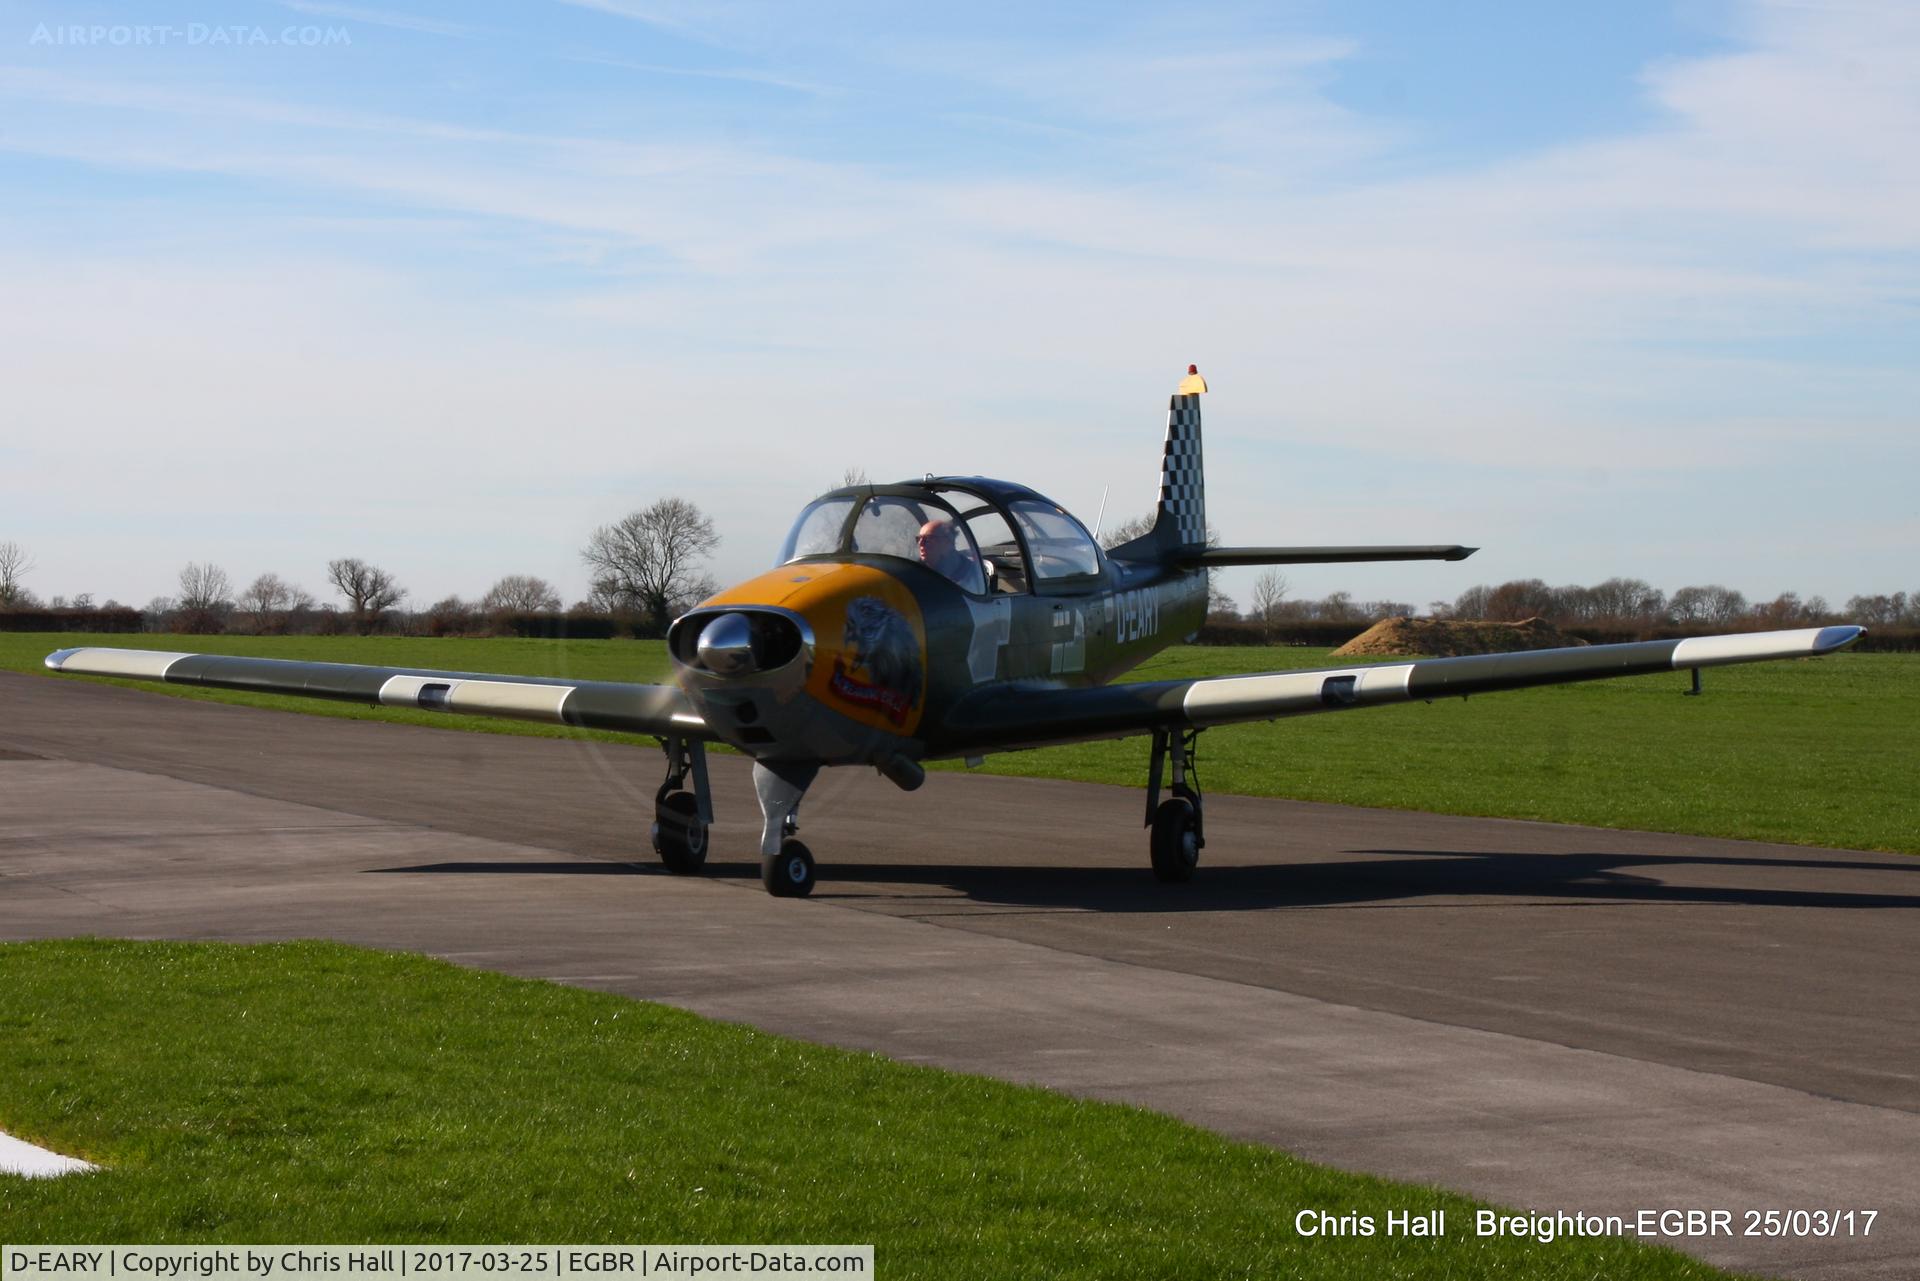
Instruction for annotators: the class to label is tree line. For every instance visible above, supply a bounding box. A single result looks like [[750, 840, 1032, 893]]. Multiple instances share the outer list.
[[3, 518, 1914, 638], [1212, 569, 1920, 631], [0, 499, 722, 637]]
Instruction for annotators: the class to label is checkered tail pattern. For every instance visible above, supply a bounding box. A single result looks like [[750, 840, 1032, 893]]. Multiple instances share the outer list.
[[1156, 394, 1206, 548]]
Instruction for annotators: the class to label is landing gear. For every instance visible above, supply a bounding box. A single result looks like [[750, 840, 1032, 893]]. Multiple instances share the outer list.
[[753, 760, 821, 898], [763, 838, 816, 897], [651, 736, 712, 874], [1151, 798, 1201, 882], [1146, 728, 1205, 883]]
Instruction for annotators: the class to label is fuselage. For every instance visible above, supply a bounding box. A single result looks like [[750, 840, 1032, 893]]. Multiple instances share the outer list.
[[665, 477, 1207, 769]]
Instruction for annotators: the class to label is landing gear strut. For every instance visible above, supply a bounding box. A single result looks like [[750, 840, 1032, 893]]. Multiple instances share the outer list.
[[1146, 727, 1205, 883], [754, 760, 820, 897], [651, 735, 712, 874]]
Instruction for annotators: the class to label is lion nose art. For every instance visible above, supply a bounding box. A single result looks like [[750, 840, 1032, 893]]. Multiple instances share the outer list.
[[695, 612, 757, 675]]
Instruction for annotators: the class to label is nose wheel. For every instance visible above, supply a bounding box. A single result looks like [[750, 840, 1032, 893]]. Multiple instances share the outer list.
[[753, 760, 821, 897], [763, 838, 816, 897], [1146, 728, 1205, 883], [651, 735, 713, 875]]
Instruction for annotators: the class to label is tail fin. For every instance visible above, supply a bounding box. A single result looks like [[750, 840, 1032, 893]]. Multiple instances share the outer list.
[[1109, 366, 1479, 570], [1157, 391, 1207, 548], [1110, 372, 1207, 561]]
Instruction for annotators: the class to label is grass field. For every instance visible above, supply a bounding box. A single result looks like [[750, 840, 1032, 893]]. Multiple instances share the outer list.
[[9, 632, 1914, 855], [0, 939, 1745, 1279]]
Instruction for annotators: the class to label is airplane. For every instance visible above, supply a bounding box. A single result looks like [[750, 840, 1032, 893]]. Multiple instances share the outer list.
[[44, 367, 1864, 897]]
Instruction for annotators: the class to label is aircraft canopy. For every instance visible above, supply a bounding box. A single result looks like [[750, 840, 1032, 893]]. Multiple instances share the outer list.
[[779, 479, 1103, 595]]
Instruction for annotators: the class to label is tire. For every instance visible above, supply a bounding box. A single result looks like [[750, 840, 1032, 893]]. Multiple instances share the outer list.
[[762, 838, 816, 897], [1150, 797, 1200, 883], [652, 792, 708, 874]]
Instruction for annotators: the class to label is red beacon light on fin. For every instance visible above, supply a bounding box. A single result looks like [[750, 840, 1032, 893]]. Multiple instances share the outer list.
[[1178, 364, 1208, 395]]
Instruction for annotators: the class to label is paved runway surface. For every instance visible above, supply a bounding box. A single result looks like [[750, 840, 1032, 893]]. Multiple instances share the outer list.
[[3, 670, 1917, 1279]]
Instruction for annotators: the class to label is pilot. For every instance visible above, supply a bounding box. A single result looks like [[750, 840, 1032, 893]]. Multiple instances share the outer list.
[[916, 518, 980, 589]]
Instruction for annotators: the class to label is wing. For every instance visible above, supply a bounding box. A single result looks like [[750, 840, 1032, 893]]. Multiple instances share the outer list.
[[43, 647, 711, 740], [939, 626, 1864, 755]]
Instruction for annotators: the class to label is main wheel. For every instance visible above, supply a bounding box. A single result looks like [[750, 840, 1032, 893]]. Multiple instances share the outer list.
[[762, 838, 816, 897], [651, 792, 708, 874], [1150, 797, 1200, 883]]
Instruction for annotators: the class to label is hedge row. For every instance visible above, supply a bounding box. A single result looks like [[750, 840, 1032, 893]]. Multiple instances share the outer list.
[[493, 613, 646, 640], [1195, 620, 1363, 647], [0, 608, 145, 633]]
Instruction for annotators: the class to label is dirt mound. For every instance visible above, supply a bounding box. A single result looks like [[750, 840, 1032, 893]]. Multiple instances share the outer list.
[[1333, 616, 1586, 657]]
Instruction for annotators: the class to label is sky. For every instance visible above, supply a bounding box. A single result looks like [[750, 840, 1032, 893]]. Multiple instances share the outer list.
[[2, 0, 1915, 614]]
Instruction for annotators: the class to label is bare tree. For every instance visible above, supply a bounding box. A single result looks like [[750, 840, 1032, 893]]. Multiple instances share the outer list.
[[480, 574, 562, 616], [824, 466, 871, 495], [176, 562, 233, 634], [1844, 592, 1909, 626], [1318, 590, 1359, 623], [1670, 584, 1749, 627], [581, 497, 720, 633], [238, 573, 290, 631], [1450, 584, 1493, 620], [327, 558, 406, 633], [1484, 578, 1558, 622], [1098, 511, 1156, 551], [1585, 577, 1666, 624], [1249, 570, 1289, 623], [424, 595, 477, 637], [236, 573, 314, 634], [0, 541, 32, 608], [1750, 592, 1819, 628]]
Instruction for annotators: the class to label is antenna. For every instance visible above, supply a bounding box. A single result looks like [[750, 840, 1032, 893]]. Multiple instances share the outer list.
[[1091, 486, 1109, 541]]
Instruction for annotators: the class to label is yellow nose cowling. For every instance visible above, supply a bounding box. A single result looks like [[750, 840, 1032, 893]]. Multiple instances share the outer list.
[[698, 563, 928, 736]]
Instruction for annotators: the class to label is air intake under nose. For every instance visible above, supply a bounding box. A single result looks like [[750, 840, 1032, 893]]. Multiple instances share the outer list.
[[671, 608, 808, 676], [696, 612, 756, 675]]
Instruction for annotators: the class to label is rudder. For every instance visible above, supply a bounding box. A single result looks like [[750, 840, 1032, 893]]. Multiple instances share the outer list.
[[1157, 392, 1206, 549]]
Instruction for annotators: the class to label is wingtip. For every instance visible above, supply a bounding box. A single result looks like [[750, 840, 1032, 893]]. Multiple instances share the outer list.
[[1812, 625, 1865, 655], [1450, 546, 1479, 560], [44, 648, 80, 671]]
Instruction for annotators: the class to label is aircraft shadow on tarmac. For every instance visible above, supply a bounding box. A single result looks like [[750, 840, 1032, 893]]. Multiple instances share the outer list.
[[371, 850, 1920, 915], [372, 861, 646, 875]]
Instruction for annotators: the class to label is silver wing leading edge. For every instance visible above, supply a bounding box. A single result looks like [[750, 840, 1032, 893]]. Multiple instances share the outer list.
[[44, 647, 710, 740]]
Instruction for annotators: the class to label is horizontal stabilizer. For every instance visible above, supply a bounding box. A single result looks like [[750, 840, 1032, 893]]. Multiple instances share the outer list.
[[1170, 545, 1477, 567]]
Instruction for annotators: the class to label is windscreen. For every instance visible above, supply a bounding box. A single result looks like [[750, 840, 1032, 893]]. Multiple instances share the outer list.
[[779, 498, 854, 563]]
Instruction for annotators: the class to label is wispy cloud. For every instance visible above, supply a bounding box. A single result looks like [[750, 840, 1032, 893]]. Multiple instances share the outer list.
[[279, 1, 481, 39], [550, 0, 737, 44], [561, 52, 840, 98]]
